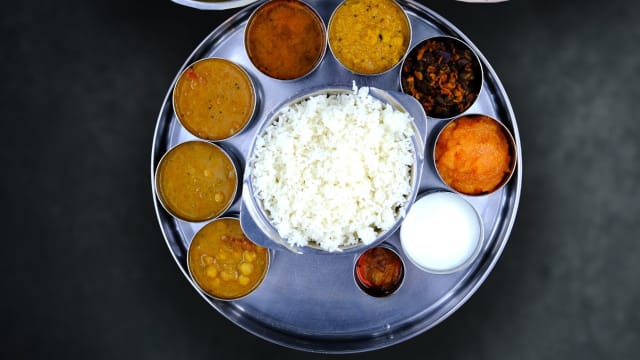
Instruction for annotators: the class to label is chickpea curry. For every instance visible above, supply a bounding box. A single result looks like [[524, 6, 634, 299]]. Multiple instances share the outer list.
[[189, 218, 269, 300], [328, 0, 410, 74], [156, 141, 237, 222]]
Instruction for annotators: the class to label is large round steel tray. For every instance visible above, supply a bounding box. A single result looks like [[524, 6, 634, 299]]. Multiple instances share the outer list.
[[151, 0, 522, 353]]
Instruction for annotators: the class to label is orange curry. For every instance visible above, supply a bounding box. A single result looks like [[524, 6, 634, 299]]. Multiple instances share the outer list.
[[173, 58, 255, 140]]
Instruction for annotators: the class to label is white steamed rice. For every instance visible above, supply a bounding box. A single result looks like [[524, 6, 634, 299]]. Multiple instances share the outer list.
[[250, 86, 414, 251]]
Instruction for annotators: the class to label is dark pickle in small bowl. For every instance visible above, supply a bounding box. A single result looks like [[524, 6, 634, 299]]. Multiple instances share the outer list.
[[401, 36, 482, 119]]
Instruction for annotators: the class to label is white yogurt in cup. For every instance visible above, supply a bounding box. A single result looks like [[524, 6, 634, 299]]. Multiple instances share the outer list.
[[400, 192, 483, 274]]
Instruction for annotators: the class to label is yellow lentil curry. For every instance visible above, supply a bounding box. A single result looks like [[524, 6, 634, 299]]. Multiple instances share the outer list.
[[435, 115, 513, 195], [245, 0, 325, 80], [173, 58, 255, 140], [189, 218, 269, 300], [156, 141, 237, 222], [329, 0, 410, 74]]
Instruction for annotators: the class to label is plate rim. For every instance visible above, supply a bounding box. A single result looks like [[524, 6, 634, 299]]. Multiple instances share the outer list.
[[150, 0, 523, 353]]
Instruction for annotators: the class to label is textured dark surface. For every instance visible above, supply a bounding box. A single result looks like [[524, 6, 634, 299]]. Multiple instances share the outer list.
[[1, 0, 639, 358]]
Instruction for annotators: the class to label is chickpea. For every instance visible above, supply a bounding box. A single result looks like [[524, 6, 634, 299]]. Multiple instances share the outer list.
[[206, 266, 218, 278], [243, 250, 257, 262], [214, 192, 225, 203], [220, 270, 237, 281], [238, 275, 250, 286], [238, 262, 254, 276]]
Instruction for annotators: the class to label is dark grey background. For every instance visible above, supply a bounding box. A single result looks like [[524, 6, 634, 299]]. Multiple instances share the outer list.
[[2, 0, 639, 358]]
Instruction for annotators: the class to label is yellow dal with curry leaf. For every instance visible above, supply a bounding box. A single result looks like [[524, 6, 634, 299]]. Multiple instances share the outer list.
[[329, 0, 410, 74]]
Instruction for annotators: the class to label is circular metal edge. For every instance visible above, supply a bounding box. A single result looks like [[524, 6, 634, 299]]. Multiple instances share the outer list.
[[150, 0, 523, 353], [171, 0, 263, 11]]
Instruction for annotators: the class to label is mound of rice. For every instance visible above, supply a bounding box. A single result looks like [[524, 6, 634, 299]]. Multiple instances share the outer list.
[[250, 86, 414, 251]]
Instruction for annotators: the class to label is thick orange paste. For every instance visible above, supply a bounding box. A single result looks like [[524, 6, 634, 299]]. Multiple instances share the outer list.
[[435, 115, 513, 195]]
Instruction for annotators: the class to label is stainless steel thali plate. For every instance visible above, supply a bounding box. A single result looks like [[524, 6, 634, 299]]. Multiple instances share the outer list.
[[151, 0, 522, 353]]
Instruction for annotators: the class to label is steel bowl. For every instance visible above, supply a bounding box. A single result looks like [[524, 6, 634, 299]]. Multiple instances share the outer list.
[[433, 113, 517, 196], [240, 85, 427, 254]]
